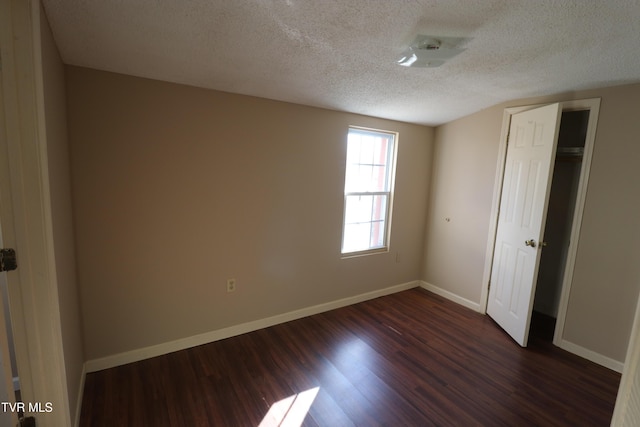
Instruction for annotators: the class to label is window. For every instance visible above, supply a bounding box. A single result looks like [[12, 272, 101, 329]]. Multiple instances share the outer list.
[[341, 127, 397, 255]]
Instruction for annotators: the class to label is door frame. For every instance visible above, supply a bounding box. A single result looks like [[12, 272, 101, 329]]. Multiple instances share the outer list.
[[0, 0, 71, 425], [610, 274, 640, 425], [486, 103, 563, 347], [480, 98, 601, 347]]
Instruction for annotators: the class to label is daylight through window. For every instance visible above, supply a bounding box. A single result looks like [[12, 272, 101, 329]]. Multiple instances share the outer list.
[[342, 127, 397, 255]]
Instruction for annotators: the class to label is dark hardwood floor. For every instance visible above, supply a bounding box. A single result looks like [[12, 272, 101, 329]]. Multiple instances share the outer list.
[[79, 288, 621, 426]]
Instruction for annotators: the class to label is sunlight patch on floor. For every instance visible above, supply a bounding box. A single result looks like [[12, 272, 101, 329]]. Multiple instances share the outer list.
[[259, 387, 320, 427]]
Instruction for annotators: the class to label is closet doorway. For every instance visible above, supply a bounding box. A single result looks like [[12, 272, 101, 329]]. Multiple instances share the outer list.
[[482, 98, 600, 349], [531, 110, 590, 341]]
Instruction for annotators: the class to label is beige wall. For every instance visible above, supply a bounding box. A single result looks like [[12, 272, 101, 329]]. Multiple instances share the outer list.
[[422, 106, 503, 303], [66, 67, 434, 361], [423, 85, 640, 363], [40, 6, 84, 424], [64, 55, 640, 370]]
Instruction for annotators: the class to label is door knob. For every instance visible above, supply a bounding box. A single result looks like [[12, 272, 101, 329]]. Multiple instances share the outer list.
[[525, 239, 536, 248]]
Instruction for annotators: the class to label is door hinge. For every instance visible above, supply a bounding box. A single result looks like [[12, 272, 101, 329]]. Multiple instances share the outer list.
[[0, 248, 17, 272]]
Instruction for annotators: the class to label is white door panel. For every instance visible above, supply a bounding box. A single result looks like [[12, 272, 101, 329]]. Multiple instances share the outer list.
[[487, 103, 562, 346]]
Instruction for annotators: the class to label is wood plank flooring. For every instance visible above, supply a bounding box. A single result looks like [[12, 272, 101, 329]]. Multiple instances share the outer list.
[[79, 288, 621, 426]]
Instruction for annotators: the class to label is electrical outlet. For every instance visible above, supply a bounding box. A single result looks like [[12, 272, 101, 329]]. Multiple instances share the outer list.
[[227, 278, 236, 293]]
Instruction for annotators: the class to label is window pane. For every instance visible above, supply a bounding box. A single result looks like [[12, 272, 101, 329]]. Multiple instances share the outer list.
[[342, 222, 372, 253], [345, 131, 393, 193], [359, 137, 375, 165], [346, 134, 361, 164], [371, 165, 386, 192], [342, 127, 395, 254], [344, 195, 373, 224], [370, 220, 385, 248], [342, 194, 388, 252]]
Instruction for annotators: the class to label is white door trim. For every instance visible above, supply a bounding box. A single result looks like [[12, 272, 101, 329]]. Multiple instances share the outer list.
[[552, 98, 600, 346], [481, 99, 601, 347], [0, 13, 19, 426], [611, 277, 640, 425], [0, 1, 70, 425]]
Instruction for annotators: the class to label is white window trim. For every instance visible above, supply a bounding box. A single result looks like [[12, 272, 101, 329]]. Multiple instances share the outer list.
[[341, 126, 398, 257]]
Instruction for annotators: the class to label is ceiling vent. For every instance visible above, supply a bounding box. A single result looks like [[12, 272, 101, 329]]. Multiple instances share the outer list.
[[397, 35, 470, 68]]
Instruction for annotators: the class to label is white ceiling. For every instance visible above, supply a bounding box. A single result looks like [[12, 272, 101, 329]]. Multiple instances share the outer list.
[[41, 0, 640, 126]]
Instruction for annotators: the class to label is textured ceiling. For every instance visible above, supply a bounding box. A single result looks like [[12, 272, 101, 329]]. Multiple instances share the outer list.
[[42, 0, 640, 126]]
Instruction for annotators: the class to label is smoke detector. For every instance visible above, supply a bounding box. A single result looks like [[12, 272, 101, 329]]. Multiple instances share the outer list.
[[397, 35, 470, 68]]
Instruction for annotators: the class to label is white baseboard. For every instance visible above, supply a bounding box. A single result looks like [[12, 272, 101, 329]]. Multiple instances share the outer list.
[[85, 281, 420, 372], [399, 281, 623, 374], [559, 339, 624, 373], [418, 281, 481, 312]]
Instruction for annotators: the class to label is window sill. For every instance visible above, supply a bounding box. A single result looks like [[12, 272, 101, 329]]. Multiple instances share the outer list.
[[341, 247, 389, 259]]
